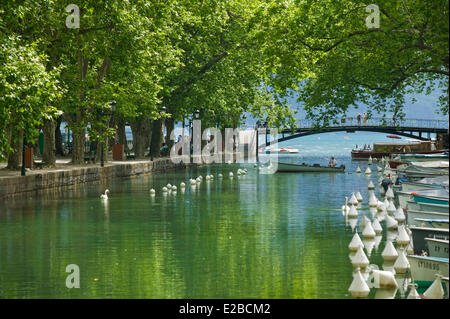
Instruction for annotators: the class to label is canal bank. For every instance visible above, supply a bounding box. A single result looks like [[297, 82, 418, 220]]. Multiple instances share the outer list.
[[0, 157, 192, 199]]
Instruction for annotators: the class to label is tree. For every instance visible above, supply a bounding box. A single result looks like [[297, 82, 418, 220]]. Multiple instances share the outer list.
[[259, 0, 449, 125], [0, 35, 62, 168]]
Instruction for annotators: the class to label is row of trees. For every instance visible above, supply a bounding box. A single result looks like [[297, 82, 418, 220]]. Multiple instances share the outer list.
[[1, 0, 448, 169]]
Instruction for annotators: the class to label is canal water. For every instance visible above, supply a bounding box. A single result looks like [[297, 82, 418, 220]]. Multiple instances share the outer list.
[[0, 132, 412, 298]]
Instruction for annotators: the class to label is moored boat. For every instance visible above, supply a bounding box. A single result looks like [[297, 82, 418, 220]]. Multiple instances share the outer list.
[[409, 226, 449, 255], [406, 210, 449, 227], [396, 188, 449, 210], [407, 255, 449, 289], [413, 218, 449, 229], [399, 153, 449, 162], [425, 238, 449, 258], [406, 201, 450, 214], [276, 162, 345, 173]]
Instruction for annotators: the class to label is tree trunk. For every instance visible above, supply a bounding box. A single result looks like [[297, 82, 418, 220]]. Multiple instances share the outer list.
[[55, 116, 64, 156], [166, 118, 175, 151], [71, 128, 85, 165], [6, 130, 23, 170], [94, 138, 109, 163], [150, 119, 163, 158], [130, 117, 151, 159], [42, 118, 56, 167]]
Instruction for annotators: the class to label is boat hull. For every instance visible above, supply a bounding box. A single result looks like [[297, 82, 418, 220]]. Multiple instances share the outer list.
[[413, 194, 449, 206], [425, 238, 449, 258], [401, 182, 446, 192], [406, 210, 449, 227], [407, 255, 449, 289], [407, 201, 450, 214], [409, 226, 449, 255], [276, 162, 345, 173]]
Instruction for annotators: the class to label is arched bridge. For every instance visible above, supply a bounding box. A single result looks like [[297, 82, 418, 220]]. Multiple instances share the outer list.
[[258, 117, 449, 147]]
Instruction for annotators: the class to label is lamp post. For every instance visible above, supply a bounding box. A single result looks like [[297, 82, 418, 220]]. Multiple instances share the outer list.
[[100, 100, 117, 167]]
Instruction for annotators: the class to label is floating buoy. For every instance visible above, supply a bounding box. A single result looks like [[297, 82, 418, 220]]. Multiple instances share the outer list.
[[229, 172, 234, 177], [407, 283, 420, 299], [372, 218, 383, 235], [356, 191, 363, 203], [396, 225, 410, 246], [349, 193, 358, 206], [379, 187, 386, 196], [382, 241, 398, 262], [352, 246, 369, 269], [180, 182, 186, 188], [363, 239, 375, 257], [393, 249, 410, 274], [349, 267, 370, 298], [349, 232, 364, 251], [172, 185, 177, 192], [406, 239, 414, 255], [363, 220, 376, 239], [368, 156, 373, 165], [361, 215, 370, 230], [365, 166, 372, 175], [162, 187, 168, 192], [190, 179, 196, 185], [356, 166, 361, 173], [387, 201, 396, 215], [368, 181, 375, 190], [376, 201, 386, 212], [386, 215, 398, 230], [369, 193, 378, 207], [150, 188, 155, 195], [394, 207, 405, 223], [374, 235, 382, 251], [196, 177, 201, 183], [386, 187, 394, 200], [218, 173, 223, 178], [423, 275, 445, 299], [348, 205, 358, 218], [377, 165, 382, 172], [205, 175, 211, 181], [372, 269, 398, 289]]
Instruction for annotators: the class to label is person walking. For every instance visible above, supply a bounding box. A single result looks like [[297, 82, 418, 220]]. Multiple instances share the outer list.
[[357, 113, 362, 126]]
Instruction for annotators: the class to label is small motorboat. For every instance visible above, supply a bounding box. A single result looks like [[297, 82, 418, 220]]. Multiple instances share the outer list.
[[276, 162, 345, 173]]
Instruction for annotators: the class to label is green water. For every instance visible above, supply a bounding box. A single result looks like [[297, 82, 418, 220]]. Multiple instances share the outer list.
[[0, 159, 402, 298]]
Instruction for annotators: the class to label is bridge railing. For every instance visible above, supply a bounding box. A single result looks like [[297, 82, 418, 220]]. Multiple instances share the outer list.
[[295, 117, 449, 130]]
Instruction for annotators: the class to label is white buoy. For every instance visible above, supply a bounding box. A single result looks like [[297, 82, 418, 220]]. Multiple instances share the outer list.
[[361, 215, 370, 230], [167, 183, 172, 189], [379, 187, 386, 196], [190, 179, 196, 185], [368, 156, 373, 165], [368, 180, 375, 190], [229, 172, 234, 177], [406, 240, 414, 255], [349, 232, 364, 251], [356, 191, 363, 203], [356, 166, 361, 173], [352, 246, 369, 269], [150, 188, 155, 195], [172, 185, 177, 191], [218, 173, 223, 178], [362, 220, 376, 239], [180, 182, 186, 188], [372, 269, 398, 289], [394, 207, 405, 223], [396, 225, 410, 247], [162, 187, 168, 192], [376, 201, 386, 212], [386, 215, 398, 230], [382, 241, 398, 262], [407, 283, 420, 299], [393, 249, 410, 274], [374, 235, 382, 251], [348, 267, 370, 298], [386, 187, 394, 200], [372, 218, 383, 235], [363, 239, 375, 257], [377, 165, 382, 172], [196, 177, 201, 183], [205, 175, 211, 181], [349, 193, 358, 206], [348, 205, 358, 218], [383, 198, 389, 208], [387, 200, 396, 215], [423, 274, 445, 299], [369, 193, 378, 207], [365, 166, 372, 175]]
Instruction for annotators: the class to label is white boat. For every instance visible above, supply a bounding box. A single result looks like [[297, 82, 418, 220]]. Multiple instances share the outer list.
[[262, 146, 299, 154], [414, 218, 449, 229], [396, 189, 449, 210], [401, 175, 448, 191], [425, 238, 449, 258], [407, 255, 449, 289], [409, 226, 449, 255], [407, 201, 450, 214], [407, 211, 449, 226]]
